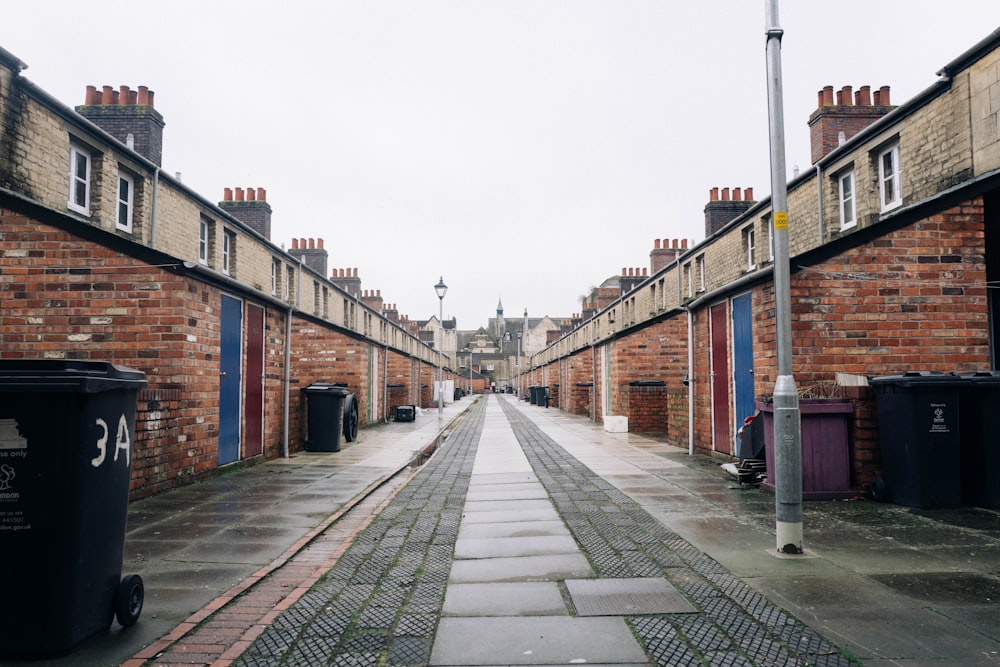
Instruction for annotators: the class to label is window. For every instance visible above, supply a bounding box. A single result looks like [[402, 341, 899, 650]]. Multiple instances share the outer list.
[[839, 170, 856, 229], [695, 255, 706, 292], [68, 143, 91, 215], [271, 259, 280, 295], [878, 143, 901, 211], [117, 172, 134, 232], [684, 262, 693, 298], [199, 217, 211, 265], [743, 225, 756, 271], [222, 229, 235, 275], [286, 267, 294, 301]]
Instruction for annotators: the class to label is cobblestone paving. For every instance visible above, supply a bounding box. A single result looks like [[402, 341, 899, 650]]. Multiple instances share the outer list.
[[497, 398, 855, 667], [234, 397, 856, 666]]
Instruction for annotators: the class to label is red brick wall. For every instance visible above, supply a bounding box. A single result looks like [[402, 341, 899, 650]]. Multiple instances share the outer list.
[[288, 319, 369, 444], [750, 201, 988, 490], [0, 210, 232, 498]]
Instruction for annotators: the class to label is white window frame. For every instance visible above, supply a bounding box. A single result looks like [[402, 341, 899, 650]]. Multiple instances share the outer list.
[[743, 225, 757, 271], [271, 259, 280, 295], [878, 143, 902, 212], [117, 171, 134, 232], [695, 255, 706, 292], [684, 262, 693, 298], [68, 143, 91, 215], [839, 169, 857, 229], [198, 219, 209, 265], [222, 229, 234, 275], [767, 217, 774, 262]]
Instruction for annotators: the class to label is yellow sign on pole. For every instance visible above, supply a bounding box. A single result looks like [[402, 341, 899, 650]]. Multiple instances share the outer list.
[[774, 211, 788, 230]]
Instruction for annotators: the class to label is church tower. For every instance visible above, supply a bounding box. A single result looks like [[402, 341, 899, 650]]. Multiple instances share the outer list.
[[495, 297, 504, 342]]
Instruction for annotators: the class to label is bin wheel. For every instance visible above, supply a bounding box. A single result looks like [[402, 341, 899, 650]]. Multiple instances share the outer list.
[[115, 574, 144, 628], [343, 395, 359, 442]]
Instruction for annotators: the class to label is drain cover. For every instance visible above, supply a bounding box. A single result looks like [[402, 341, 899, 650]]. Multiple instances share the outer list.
[[566, 578, 697, 616]]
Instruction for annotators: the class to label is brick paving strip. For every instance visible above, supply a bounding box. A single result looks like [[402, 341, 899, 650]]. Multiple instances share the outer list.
[[211, 396, 855, 666], [122, 448, 440, 667]]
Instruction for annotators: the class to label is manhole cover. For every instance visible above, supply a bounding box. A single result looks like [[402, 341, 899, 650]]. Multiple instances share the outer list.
[[566, 577, 697, 616]]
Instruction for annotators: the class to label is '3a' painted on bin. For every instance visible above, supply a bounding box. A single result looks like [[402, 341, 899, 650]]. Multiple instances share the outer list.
[[91, 414, 130, 468]]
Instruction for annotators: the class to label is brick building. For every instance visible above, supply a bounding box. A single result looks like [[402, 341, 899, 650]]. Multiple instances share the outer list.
[[0, 47, 458, 499], [524, 29, 1000, 499]]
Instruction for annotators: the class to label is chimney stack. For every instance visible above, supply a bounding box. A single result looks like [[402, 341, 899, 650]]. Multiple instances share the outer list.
[[704, 186, 756, 237], [220, 186, 272, 240], [76, 84, 165, 167], [287, 237, 328, 276], [808, 84, 894, 164], [331, 268, 362, 297]]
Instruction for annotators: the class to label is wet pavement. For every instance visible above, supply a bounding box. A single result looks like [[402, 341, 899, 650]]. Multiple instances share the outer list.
[[4, 394, 999, 666]]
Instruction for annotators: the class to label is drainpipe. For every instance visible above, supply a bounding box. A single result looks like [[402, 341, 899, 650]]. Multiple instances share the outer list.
[[383, 343, 389, 423], [815, 164, 824, 243], [149, 168, 160, 248], [686, 306, 694, 456], [282, 303, 292, 458]]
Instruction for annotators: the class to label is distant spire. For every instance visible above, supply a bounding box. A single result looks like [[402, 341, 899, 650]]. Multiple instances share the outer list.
[[497, 296, 503, 313]]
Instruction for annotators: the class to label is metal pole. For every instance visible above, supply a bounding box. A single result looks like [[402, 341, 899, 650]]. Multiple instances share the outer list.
[[765, 0, 803, 554], [435, 277, 447, 419], [438, 296, 443, 419]]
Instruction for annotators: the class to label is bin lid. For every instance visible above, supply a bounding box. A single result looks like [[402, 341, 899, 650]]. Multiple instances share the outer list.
[[958, 370, 1000, 384], [301, 383, 349, 395], [868, 370, 965, 387], [0, 359, 147, 393]]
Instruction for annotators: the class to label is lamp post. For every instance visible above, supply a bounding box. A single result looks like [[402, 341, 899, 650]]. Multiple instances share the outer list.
[[434, 276, 447, 419], [516, 329, 522, 398], [765, 0, 803, 555], [469, 348, 474, 396]]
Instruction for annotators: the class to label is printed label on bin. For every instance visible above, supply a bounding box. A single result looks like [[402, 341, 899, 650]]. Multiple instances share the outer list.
[[0, 418, 27, 450], [929, 403, 950, 434], [0, 420, 27, 531]]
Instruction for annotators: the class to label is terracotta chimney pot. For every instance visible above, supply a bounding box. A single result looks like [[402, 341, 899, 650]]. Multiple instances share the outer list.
[[247, 187, 256, 202], [858, 85, 871, 106], [257, 187, 266, 202], [101, 85, 114, 105], [822, 85, 834, 106], [224, 187, 233, 201], [235, 188, 245, 202]]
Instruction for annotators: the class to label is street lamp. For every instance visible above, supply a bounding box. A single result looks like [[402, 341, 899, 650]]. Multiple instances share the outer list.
[[469, 347, 474, 396], [434, 276, 447, 418], [516, 329, 522, 398]]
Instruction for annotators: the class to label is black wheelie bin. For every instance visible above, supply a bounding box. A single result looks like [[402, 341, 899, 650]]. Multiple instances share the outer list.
[[0, 360, 147, 657], [301, 383, 349, 452], [869, 371, 963, 508]]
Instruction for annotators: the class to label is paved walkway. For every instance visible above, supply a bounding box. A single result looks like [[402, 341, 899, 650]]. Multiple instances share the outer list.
[[6, 394, 999, 666], [229, 396, 853, 666]]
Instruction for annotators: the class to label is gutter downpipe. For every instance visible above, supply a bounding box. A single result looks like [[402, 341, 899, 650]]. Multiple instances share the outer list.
[[815, 164, 824, 243], [282, 303, 292, 458], [150, 168, 160, 249], [686, 306, 694, 456]]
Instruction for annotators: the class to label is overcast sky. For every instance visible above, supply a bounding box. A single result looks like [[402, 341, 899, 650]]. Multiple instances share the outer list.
[[5, 2, 998, 330]]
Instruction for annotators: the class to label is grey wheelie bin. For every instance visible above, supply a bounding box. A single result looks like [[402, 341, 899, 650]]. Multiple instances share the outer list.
[[0, 360, 147, 657], [301, 383, 349, 452], [869, 371, 963, 508]]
